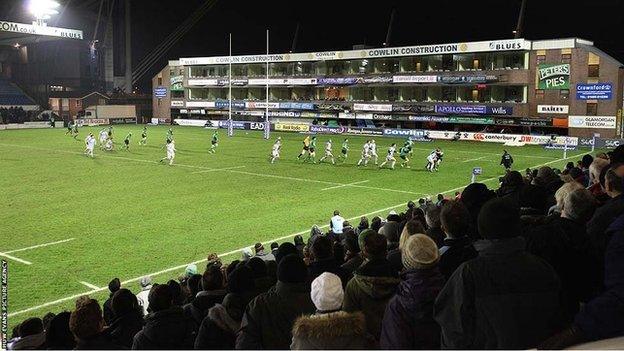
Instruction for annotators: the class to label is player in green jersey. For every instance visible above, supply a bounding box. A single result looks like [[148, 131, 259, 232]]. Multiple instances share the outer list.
[[338, 138, 349, 162], [399, 141, 413, 168], [123, 132, 132, 150], [209, 130, 219, 154], [139, 126, 148, 145]]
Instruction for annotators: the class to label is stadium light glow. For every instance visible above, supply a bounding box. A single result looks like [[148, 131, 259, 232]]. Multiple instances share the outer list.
[[28, 0, 60, 24]]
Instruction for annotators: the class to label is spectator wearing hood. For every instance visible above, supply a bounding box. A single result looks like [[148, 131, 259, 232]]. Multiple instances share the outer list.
[[343, 232, 400, 346], [10, 318, 46, 350], [380, 234, 445, 349], [136, 276, 152, 316], [108, 288, 144, 348], [44, 312, 75, 350], [434, 197, 563, 349], [307, 235, 350, 286], [236, 254, 315, 349], [424, 205, 445, 248], [379, 221, 402, 273], [132, 284, 196, 349], [195, 266, 256, 349], [183, 265, 227, 332], [438, 200, 478, 280], [460, 182, 496, 240], [370, 216, 383, 232], [70, 297, 120, 350], [291, 273, 367, 350]]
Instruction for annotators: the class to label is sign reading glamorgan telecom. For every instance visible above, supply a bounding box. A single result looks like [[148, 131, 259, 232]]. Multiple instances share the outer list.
[[537, 63, 570, 89], [0, 21, 83, 40], [179, 39, 530, 66]]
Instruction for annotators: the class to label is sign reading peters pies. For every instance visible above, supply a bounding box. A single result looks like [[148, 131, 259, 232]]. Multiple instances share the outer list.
[[537, 105, 569, 114]]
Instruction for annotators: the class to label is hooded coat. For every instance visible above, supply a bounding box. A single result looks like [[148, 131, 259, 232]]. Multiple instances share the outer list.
[[438, 236, 478, 280], [290, 311, 367, 350], [108, 310, 144, 349], [342, 257, 400, 344], [194, 303, 241, 349], [182, 289, 226, 332], [131, 306, 196, 349]]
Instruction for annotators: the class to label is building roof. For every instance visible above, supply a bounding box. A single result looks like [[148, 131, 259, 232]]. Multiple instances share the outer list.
[[49, 91, 109, 99]]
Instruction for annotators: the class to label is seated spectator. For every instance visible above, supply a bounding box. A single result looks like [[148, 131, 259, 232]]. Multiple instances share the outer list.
[[236, 254, 315, 349], [434, 197, 563, 349], [168, 279, 185, 306], [424, 205, 445, 247], [270, 242, 279, 257], [581, 154, 594, 187], [438, 200, 478, 280], [10, 318, 45, 350], [247, 257, 275, 294], [379, 221, 402, 273], [370, 216, 383, 232], [108, 288, 144, 348], [548, 181, 584, 216], [436, 193, 446, 207], [341, 230, 364, 275], [588, 157, 610, 202], [380, 234, 445, 349], [460, 182, 496, 239], [293, 235, 305, 257], [330, 210, 345, 235], [241, 248, 253, 262], [275, 242, 299, 263], [183, 274, 202, 305], [136, 276, 152, 316], [291, 273, 367, 350], [308, 235, 350, 286], [42, 312, 55, 333], [183, 265, 226, 331], [398, 220, 426, 252], [532, 166, 564, 197], [133, 284, 196, 349], [356, 216, 369, 235], [253, 243, 275, 261], [70, 296, 120, 349], [343, 232, 400, 346], [44, 311, 75, 350]]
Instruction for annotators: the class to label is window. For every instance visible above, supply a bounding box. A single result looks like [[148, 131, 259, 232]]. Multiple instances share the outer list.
[[561, 54, 571, 63], [535, 89, 545, 99], [560, 89, 570, 99], [588, 64, 600, 77], [537, 55, 546, 64], [157, 77, 162, 85], [586, 102, 598, 116]]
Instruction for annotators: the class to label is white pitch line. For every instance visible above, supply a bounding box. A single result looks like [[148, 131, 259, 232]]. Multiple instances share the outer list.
[[411, 147, 554, 159], [0, 252, 32, 265], [190, 166, 246, 174], [4, 238, 76, 254], [79, 281, 100, 290], [321, 180, 370, 191], [462, 156, 487, 163]]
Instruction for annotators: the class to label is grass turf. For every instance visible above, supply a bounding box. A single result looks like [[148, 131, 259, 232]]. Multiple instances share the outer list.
[[0, 125, 590, 329]]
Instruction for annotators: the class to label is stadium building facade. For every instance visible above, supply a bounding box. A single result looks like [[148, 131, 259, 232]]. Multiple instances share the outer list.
[[152, 38, 624, 138]]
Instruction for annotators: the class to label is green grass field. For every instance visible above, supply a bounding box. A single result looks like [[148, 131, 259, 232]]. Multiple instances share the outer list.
[[0, 125, 590, 329]]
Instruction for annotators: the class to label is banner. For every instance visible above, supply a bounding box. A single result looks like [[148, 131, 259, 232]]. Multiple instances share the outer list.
[[247, 78, 318, 85], [537, 63, 570, 89], [170, 76, 184, 91], [153, 86, 167, 98], [579, 138, 624, 149], [408, 116, 451, 122], [78, 118, 108, 126], [435, 104, 486, 114], [439, 76, 488, 84], [568, 116, 616, 129], [279, 102, 315, 110], [309, 125, 346, 134], [175, 119, 211, 127], [486, 106, 513, 115], [246, 101, 280, 109], [382, 128, 428, 137], [518, 118, 551, 127], [215, 100, 245, 109], [110, 118, 137, 125], [576, 83, 613, 100], [318, 77, 358, 85], [275, 123, 310, 132], [393, 104, 435, 113], [0, 20, 83, 40], [353, 103, 393, 112], [537, 105, 569, 114], [447, 117, 494, 124], [359, 76, 393, 84], [186, 101, 215, 108], [318, 103, 345, 111], [392, 75, 437, 83], [171, 100, 184, 108], [345, 127, 383, 136]]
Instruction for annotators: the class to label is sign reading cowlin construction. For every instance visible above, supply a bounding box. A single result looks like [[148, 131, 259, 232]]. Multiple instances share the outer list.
[[568, 116, 616, 129], [537, 63, 570, 89], [0, 21, 83, 40]]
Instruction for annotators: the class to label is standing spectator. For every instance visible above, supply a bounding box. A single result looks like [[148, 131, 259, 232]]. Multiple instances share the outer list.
[[460, 182, 496, 240], [424, 205, 445, 247], [330, 210, 345, 235], [588, 164, 624, 263], [438, 200, 478, 280], [379, 221, 402, 273], [108, 288, 144, 348], [132, 284, 196, 349], [380, 234, 445, 349], [341, 230, 364, 275], [293, 235, 305, 257], [183, 265, 226, 332], [434, 198, 563, 349], [236, 254, 315, 349], [103, 278, 121, 325], [70, 297, 120, 349], [136, 276, 153, 316], [253, 243, 275, 262], [308, 235, 350, 286], [10, 318, 45, 350], [291, 273, 367, 349], [343, 232, 400, 345], [45, 312, 75, 350]]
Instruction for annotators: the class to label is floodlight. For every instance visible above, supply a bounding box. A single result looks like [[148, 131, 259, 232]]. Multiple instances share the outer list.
[[28, 0, 60, 24]]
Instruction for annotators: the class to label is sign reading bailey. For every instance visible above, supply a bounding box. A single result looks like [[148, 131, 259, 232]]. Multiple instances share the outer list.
[[537, 63, 570, 89]]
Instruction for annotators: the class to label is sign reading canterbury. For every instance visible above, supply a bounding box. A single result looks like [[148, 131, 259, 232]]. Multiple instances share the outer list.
[[537, 63, 570, 89]]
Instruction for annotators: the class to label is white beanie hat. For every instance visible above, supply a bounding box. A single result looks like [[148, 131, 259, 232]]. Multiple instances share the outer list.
[[310, 272, 343, 312]]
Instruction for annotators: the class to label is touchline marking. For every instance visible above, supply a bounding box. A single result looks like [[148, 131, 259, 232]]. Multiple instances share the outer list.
[[462, 156, 486, 163], [79, 281, 100, 290], [411, 147, 553, 159], [3, 238, 76, 254], [5, 146, 584, 317], [190, 166, 246, 174], [0, 252, 32, 265], [321, 180, 370, 191]]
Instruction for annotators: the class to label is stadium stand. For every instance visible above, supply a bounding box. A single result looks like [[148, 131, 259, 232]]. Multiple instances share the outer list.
[[0, 78, 37, 107], [7, 148, 624, 350]]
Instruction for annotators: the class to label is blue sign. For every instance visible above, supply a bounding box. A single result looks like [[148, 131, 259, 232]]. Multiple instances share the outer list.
[[279, 102, 315, 110], [486, 106, 513, 115], [318, 77, 358, 85], [576, 83, 613, 100], [382, 128, 428, 138], [435, 104, 487, 115], [153, 86, 167, 98], [215, 100, 245, 109]]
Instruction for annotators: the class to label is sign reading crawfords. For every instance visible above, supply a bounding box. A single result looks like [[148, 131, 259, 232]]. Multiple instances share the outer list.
[[537, 63, 570, 89]]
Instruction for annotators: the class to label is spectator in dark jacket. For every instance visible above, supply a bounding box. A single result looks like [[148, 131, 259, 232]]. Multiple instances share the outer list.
[[108, 288, 144, 348], [184, 274, 202, 305], [132, 284, 196, 349], [438, 200, 478, 280], [380, 234, 445, 349], [293, 235, 305, 257], [424, 205, 445, 247], [103, 278, 121, 325], [434, 197, 563, 349], [379, 221, 402, 273], [275, 242, 299, 263], [356, 216, 369, 235], [460, 182, 496, 240], [343, 232, 400, 346], [70, 296, 121, 350], [247, 257, 275, 294], [236, 254, 315, 349], [291, 273, 367, 349], [182, 265, 227, 333], [11, 318, 45, 350], [341, 230, 364, 275], [45, 312, 75, 350], [308, 235, 350, 286]]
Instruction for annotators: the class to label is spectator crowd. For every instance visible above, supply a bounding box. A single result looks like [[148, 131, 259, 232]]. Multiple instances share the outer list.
[[7, 146, 624, 350]]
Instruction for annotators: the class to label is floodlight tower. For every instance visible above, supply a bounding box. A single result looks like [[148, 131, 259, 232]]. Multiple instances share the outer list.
[[28, 0, 60, 26]]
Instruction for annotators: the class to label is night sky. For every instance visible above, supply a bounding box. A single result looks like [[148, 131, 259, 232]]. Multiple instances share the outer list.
[[3, 0, 624, 91]]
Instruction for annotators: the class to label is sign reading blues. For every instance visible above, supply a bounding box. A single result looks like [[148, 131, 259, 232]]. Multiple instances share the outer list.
[[576, 83, 613, 100], [435, 104, 487, 115]]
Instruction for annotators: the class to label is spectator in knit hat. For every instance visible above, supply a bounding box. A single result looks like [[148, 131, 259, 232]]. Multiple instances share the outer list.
[[438, 200, 478, 280], [532, 166, 564, 198], [70, 296, 120, 349], [434, 197, 563, 349], [380, 234, 445, 349], [398, 219, 426, 252], [343, 232, 400, 346], [236, 254, 315, 350], [247, 256, 275, 294], [291, 273, 367, 350], [108, 288, 144, 348], [241, 247, 253, 262], [136, 276, 152, 316], [103, 277, 121, 325], [308, 235, 350, 287]]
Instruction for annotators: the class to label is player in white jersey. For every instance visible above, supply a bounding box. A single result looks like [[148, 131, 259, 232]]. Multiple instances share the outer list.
[[270, 137, 281, 164], [369, 139, 379, 165], [378, 143, 397, 169], [104, 138, 114, 151], [426, 151, 438, 172], [160, 139, 176, 165], [319, 139, 336, 165], [98, 129, 108, 149], [357, 140, 371, 166], [84, 133, 96, 158]]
